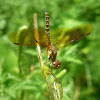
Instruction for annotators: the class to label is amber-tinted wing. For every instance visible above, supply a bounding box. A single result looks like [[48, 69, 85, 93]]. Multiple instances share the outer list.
[[50, 24, 93, 49], [9, 21, 46, 47]]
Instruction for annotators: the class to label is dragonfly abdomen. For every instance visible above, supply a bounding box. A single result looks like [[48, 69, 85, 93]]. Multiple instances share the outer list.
[[45, 11, 51, 46]]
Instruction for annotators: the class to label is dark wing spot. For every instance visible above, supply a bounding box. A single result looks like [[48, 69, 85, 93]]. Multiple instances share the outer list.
[[35, 40, 38, 43], [87, 33, 90, 36], [14, 43, 19, 45]]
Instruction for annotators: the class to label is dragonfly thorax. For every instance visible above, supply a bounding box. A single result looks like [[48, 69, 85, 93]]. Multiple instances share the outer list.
[[47, 45, 61, 69], [47, 46, 57, 61]]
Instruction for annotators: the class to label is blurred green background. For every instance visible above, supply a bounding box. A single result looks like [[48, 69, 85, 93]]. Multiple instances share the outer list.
[[0, 0, 100, 100]]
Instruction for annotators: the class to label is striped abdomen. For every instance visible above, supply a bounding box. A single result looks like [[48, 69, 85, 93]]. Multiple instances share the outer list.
[[45, 11, 51, 47]]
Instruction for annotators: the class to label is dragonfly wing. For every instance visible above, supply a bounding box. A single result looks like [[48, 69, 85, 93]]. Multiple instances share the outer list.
[[9, 21, 46, 46], [9, 21, 36, 46], [50, 24, 93, 49]]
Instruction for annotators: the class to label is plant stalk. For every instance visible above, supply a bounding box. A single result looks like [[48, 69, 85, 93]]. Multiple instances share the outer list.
[[33, 13, 55, 100]]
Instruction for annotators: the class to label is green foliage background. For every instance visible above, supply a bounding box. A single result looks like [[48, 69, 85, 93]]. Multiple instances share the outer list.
[[0, 0, 100, 100]]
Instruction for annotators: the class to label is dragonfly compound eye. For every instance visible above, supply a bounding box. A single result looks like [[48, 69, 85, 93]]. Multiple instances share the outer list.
[[50, 60, 61, 69]]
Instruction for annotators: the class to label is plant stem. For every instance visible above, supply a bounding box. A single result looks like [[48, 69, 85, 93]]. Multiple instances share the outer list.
[[33, 13, 55, 100], [18, 46, 23, 78], [73, 81, 80, 100]]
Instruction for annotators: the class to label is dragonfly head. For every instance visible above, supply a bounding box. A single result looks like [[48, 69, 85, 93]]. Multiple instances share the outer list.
[[50, 60, 61, 69]]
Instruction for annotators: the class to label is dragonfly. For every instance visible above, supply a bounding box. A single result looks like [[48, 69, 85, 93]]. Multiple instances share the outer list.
[[9, 11, 93, 69]]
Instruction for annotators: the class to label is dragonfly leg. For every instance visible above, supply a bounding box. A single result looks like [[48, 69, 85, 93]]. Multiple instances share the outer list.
[[41, 50, 48, 56], [44, 59, 50, 65]]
